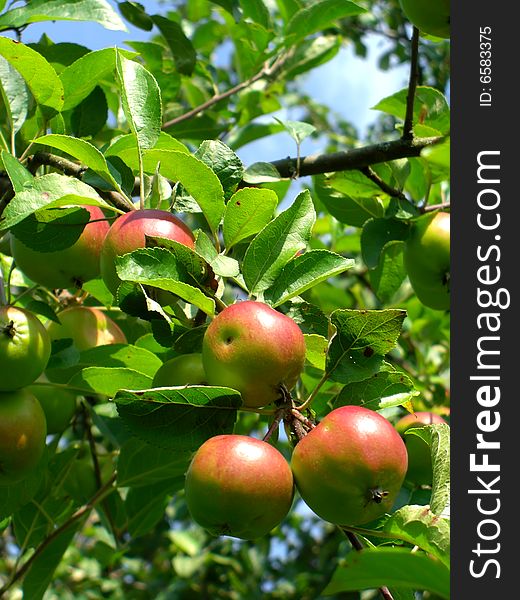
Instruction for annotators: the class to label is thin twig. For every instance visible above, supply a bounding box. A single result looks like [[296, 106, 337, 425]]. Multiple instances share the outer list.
[[162, 52, 291, 129], [361, 166, 407, 200], [402, 27, 420, 140], [422, 202, 450, 213], [0, 475, 117, 596]]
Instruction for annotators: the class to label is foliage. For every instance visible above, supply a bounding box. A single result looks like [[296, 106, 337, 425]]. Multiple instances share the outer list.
[[0, 0, 450, 599]]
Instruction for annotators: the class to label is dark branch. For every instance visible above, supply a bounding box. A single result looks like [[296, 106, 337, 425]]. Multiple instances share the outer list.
[[270, 136, 442, 179], [402, 27, 420, 140], [361, 166, 407, 200]]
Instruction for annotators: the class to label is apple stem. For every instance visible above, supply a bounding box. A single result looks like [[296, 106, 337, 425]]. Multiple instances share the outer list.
[[262, 411, 284, 442], [342, 530, 395, 600]]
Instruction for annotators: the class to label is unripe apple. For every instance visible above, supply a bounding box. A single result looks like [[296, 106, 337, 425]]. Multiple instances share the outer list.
[[399, 0, 450, 39], [184, 434, 294, 539], [152, 354, 206, 387], [291, 406, 408, 526], [404, 212, 450, 311], [47, 306, 127, 351], [28, 376, 77, 434], [10, 205, 110, 290], [202, 301, 306, 408], [0, 305, 51, 391], [100, 209, 195, 295], [0, 388, 47, 484], [395, 411, 447, 486]]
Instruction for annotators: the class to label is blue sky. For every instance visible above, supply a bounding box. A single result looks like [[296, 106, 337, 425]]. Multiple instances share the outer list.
[[3, 0, 409, 173]]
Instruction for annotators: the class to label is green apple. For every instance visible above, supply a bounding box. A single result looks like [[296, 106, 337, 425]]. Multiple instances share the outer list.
[[404, 212, 450, 311], [399, 0, 450, 39], [100, 209, 195, 295], [0, 388, 47, 484], [202, 301, 306, 408], [47, 305, 127, 351], [184, 434, 294, 539], [291, 406, 408, 526], [10, 205, 110, 290], [395, 411, 448, 485], [28, 376, 77, 434], [153, 354, 206, 387], [0, 305, 51, 391]]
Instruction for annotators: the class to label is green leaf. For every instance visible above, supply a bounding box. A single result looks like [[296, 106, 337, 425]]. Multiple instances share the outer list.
[[407, 423, 450, 516], [0, 173, 111, 232], [79, 344, 162, 378], [195, 140, 244, 200], [126, 479, 180, 537], [0, 469, 45, 520], [1, 151, 33, 193], [116, 51, 162, 152], [118, 1, 154, 31], [274, 118, 316, 144], [11, 206, 91, 252], [143, 149, 225, 232], [223, 187, 277, 249], [116, 246, 216, 316], [117, 437, 191, 487], [68, 367, 153, 397], [327, 170, 384, 198], [106, 132, 188, 171], [361, 218, 410, 269], [70, 85, 108, 138], [335, 364, 418, 411], [242, 190, 316, 294], [210, 254, 240, 277], [0, 54, 28, 134], [242, 161, 284, 184], [323, 548, 449, 599], [369, 240, 407, 303], [0, 38, 64, 118], [0, 0, 127, 31], [314, 175, 384, 227], [304, 333, 328, 370], [373, 86, 450, 136], [422, 138, 450, 172], [286, 0, 366, 42], [152, 15, 197, 76], [326, 309, 406, 384], [115, 386, 241, 451], [239, 0, 271, 28], [383, 505, 450, 567], [60, 47, 137, 111], [264, 249, 355, 307], [227, 122, 285, 150], [22, 520, 82, 600], [282, 35, 341, 79], [34, 134, 125, 194]]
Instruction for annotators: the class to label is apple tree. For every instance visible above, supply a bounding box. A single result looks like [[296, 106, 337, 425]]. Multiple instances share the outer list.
[[0, 1, 450, 598]]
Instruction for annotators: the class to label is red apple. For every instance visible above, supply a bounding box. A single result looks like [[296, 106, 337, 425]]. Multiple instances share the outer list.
[[184, 434, 294, 539], [10, 205, 110, 289], [395, 411, 448, 485], [100, 209, 195, 295], [0, 305, 51, 391], [202, 301, 306, 408], [291, 406, 408, 526], [47, 306, 127, 351]]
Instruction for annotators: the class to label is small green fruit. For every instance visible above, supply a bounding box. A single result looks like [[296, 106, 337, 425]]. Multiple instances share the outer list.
[[28, 377, 77, 434], [399, 0, 450, 39], [153, 354, 206, 387]]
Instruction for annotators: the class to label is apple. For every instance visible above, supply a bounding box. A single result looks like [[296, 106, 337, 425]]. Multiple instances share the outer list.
[[184, 434, 294, 539], [0, 305, 51, 391], [291, 406, 408, 526], [0, 388, 47, 484], [399, 0, 450, 39], [10, 205, 110, 290], [99, 209, 195, 295], [395, 411, 448, 486], [28, 376, 77, 434], [47, 305, 127, 351], [404, 212, 450, 311], [152, 354, 206, 387], [202, 301, 306, 408]]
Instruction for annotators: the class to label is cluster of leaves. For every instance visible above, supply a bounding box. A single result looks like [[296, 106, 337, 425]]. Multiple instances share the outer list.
[[0, 1, 450, 599]]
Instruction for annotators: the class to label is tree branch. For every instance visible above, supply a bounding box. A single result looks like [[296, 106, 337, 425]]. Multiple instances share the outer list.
[[269, 136, 442, 179], [422, 202, 450, 213], [361, 166, 407, 200], [402, 27, 420, 140], [162, 52, 291, 130]]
